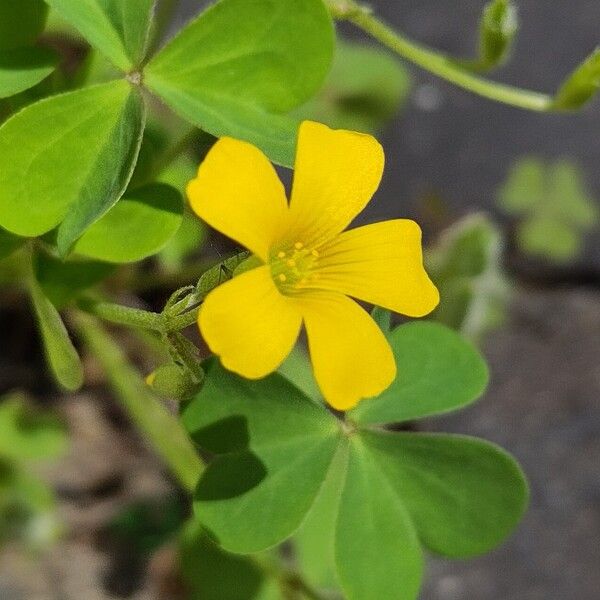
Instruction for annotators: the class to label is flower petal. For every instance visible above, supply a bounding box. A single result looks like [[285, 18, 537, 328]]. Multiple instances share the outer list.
[[314, 220, 440, 317], [187, 137, 288, 261], [199, 266, 302, 379], [297, 292, 396, 410], [286, 121, 384, 247]]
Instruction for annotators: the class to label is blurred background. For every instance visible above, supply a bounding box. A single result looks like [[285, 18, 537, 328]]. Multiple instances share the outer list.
[[1, 1, 599, 598]]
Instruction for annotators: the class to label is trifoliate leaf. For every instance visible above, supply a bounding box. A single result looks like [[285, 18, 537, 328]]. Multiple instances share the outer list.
[[45, 0, 156, 71], [145, 0, 334, 166], [498, 157, 599, 262]]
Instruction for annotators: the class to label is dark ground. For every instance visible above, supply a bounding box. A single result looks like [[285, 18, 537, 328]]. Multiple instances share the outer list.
[[2, 1, 600, 599]]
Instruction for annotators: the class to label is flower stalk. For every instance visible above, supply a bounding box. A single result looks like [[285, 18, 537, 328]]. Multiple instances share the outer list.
[[331, 0, 555, 112]]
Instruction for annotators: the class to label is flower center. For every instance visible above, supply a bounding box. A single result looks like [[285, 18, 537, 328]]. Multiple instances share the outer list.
[[269, 241, 321, 294]]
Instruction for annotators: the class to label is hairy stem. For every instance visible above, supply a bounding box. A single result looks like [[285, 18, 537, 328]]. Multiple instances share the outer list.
[[78, 297, 166, 331]]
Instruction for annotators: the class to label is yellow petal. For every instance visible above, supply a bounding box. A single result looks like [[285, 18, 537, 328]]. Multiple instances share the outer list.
[[314, 220, 440, 317], [199, 266, 301, 379], [187, 137, 288, 261], [297, 292, 396, 410], [285, 121, 384, 247]]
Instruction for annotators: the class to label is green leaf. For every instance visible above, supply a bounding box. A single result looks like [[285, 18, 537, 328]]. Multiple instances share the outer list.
[[0, 47, 58, 99], [56, 87, 145, 255], [278, 345, 321, 403], [498, 157, 599, 263], [361, 430, 529, 557], [45, 0, 156, 71], [350, 322, 489, 426], [157, 152, 198, 191], [158, 211, 207, 271], [548, 160, 599, 227], [179, 520, 267, 600], [517, 216, 580, 263], [0, 80, 145, 243], [553, 47, 600, 110], [28, 275, 84, 391], [479, 0, 517, 68], [145, 0, 334, 166], [128, 122, 170, 189], [498, 156, 545, 213], [0, 393, 68, 462], [73, 48, 123, 88], [73, 183, 183, 263], [293, 439, 348, 593], [294, 41, 411, 133], [181, 360, 341, 553], [0, 0, 48, 50], [0, 227, 24, 259], [335, 436, 423, 600], [34, 252, 115, 308]]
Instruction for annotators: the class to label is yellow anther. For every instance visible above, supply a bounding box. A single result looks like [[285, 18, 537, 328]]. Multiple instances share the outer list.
[[287, 259, 296, 267], [294, 242, 304, 250], [311, 249, 320, 258], [277, 251, 286, 259], [278, 274, 287, 282]]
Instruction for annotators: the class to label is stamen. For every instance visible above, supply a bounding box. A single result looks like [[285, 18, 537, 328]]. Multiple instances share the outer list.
[[271, 240, 321, 294]]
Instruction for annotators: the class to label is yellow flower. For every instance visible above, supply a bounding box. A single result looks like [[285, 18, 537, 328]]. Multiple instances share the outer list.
[[186, 121, 439, 410]]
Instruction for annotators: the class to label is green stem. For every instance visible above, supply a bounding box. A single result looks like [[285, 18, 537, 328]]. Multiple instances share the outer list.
[[78, 297, 165, 331], [166, 331, 204, 381], [333, 0, 553, 112], [73, 312, 203, 493], [166, 305, 201, 331]]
